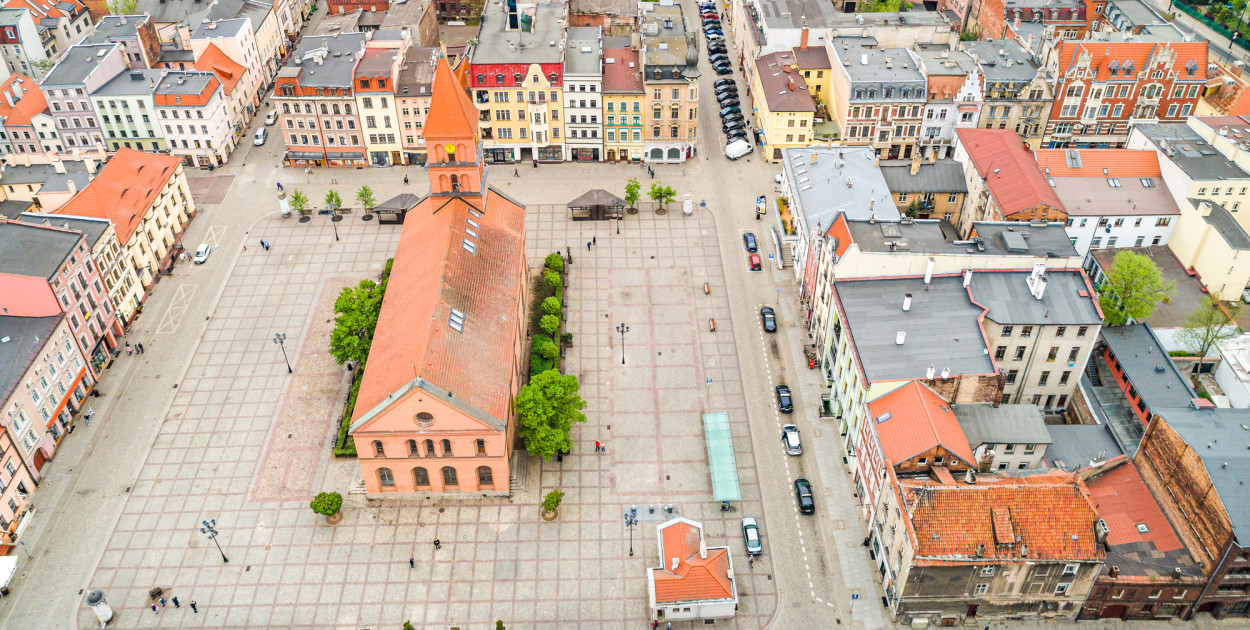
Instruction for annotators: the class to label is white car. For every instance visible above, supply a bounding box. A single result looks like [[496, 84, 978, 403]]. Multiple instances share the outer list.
[[781, 424, 802, 455], [741, 517, 762, 555], [193, 243, 211, 264], [253, 127, 267, 146], [264, 110, 277, 125]]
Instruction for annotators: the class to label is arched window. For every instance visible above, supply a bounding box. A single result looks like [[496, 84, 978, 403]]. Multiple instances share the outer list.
[[442, 466, 458, 486], [425, 439, 436, 456], [407, 439, 419, 456], [441, 439, 452, 456], [450, 174, 460, 192], [458, 143, 467, 157], [458, 176, 471, 191], [549, 73, 558, 83], [495, 73, 504, 84], [332, 103, 340, 115], [477, 466, 494, 488], [344, 104, 353, 115], [476, 74, 485, 84], [320, 103, 328, 114], [476, 439, 486, 456], [439, 174, 450, 190], [513, 73, 523, 83], [378, 467, 395, 487], [373, 440, 385, 456], [303, 103, 312, 113], [413, 467, 430, 487], [281, 103, 290, 114]]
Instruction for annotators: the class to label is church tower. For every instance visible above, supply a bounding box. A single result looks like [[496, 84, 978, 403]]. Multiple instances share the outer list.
[[423, 55, 484, 197]]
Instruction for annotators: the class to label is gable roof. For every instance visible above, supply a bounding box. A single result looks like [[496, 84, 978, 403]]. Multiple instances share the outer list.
[[869, 380, 976, 466], [650, 518, 735, 604], [423, 55, 477, 141], [194, 43, 244, 96], [1055, 40, 1207, 83], [6, 81, 48, 127], [0, 74, 32, 120], [53, 147, 182, 243], [957, 128, 1064, 217]]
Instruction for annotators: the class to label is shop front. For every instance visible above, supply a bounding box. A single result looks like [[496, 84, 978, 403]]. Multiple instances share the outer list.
[[327, 151, 367, 167], [89, 340, 110, 376], [286, 151, 325, 167], [570, 147, 599, 161], [404, 151, 427, 165], [536, 146, 563, 162], [484, 148, 515, 163]]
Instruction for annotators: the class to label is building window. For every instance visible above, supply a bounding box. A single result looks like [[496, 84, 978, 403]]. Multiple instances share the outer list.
[[1055, 583, 1071, 596], [442, 466, 459, 486], [413, 467, 430, 487], [1006, 370, 1018, 384], [1063, 563, 1078, 575], [981, 566, 996, 576], [1039, 371, 1050, 386], [975, 583, 989, 595], [441, 439, 452, 456], [1059, 371, 1071, 386], [1021, 326, 1033, 338], [378, 467, 395, 487], [373, 440, 385, 456], [1077, 326, 1088, 337], [477, 465, 494, 488], [1001, 326, 1013, 337], [407, 439, 419, 456], [1004, 443, 1016, 453], [476, 439, 486, 456]]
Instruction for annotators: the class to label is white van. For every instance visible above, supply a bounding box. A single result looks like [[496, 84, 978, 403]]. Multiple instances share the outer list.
[[725, 138, 753, 160]]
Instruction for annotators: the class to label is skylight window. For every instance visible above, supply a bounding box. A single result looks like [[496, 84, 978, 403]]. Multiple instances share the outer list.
[[466, 227, 478, 238], [449, 308, 466, 332], [1140, 178, 1155, 187], [1107, 178, 1121, 188], [468, 208, 483, 219], [462, 238, 476, 253], [466, 217, 480, 229]]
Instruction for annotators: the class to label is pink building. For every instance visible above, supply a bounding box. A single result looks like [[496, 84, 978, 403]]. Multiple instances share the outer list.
[[0, 420, 38, 551], [396, 46, 437, 165], [349, 56, 527, 495]]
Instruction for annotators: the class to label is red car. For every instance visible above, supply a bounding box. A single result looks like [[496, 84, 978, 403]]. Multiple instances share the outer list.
[[749, 253, 762, 271]]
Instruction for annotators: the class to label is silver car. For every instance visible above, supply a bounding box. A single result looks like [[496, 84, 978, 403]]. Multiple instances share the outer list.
[[741, 517, 762, 555], [193, 243, 211, 264], [781, 424, 802, 455]]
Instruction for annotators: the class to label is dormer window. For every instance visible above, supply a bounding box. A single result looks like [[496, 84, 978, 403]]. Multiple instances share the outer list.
[[549, 73, 558, 83], [513, 73, 523, 83], [477, 74, 485, 84], [1186, 59, 1198, 76], [359, 79, 370, 88], [495, 73, 504, 83]]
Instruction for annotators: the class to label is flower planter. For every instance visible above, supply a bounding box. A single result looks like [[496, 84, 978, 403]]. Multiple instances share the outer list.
[[326, 511, 343, 525], [541, 508, 559, 521]]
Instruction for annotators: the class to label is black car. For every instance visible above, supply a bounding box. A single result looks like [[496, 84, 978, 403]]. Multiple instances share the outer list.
[[743, 232, 758, 252], [714, 78, 735, 88], [702, 17, 720, 25], [715, 84, 737, 94], [709, 54, 729, 65], [713, 65, 733, 76], [776, 385, 793, 413], [719, 105, 741, 117], [794, 478, 815, 514], [718, 98, 740, 109], [707, 44, 727, 55], [722, 119, 746, 132], [761, 306, 776, 332], [722, 113, 744, 124], [726, 130, 748, 142]]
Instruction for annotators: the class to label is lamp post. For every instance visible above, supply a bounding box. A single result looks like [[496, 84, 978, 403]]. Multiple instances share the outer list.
[[624, 506, 638, 556], [616, 323, 629, 365], [200, 519, 228, 563], [330, 205, 342, 241], [273, 333, 292, 373]]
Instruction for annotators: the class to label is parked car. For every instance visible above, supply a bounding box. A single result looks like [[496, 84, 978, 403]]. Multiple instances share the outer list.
[[193, 243, 212, 264], [726, 130, 749, 143], [776, 385, 793, 412], [709, 54, 729, 65], [705, 33, 724, 42], [743, 231, 758, 252], [760, 306, 776, 332], [742, 518, 762, 555], [715, 85, 738, 97], [265, 110, 278, 125], [723, 119, 746, 132], [713, 65, 733, 76], [748, 253, 762, 271], [794, 478, 815, 514], [253, 127, 267, 146], [725, 138, 753, 160], [718, 97, 740, 109], [781, 424, 802, 455], [705, 29, 724, 37], [702, 18, 720, 26], [707, 45, 727, 55], [722, 113, 744, 125], [719, 105, 741, 117], [714, 78, 735, 88]]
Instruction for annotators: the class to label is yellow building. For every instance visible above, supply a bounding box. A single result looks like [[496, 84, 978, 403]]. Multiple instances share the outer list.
[[751, 51, 817, 162], [603, 47, 645, 162], [792, 47, 832, 111]]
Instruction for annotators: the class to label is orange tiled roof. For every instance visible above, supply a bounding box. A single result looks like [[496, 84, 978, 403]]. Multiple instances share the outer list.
[[54, 148, 182, 244], [957, 128, 1064, 217], [652, 519, 734, 603], [899, 471, 1103, 563], [1055, 40, 1208, 83], [3, 0, 82, 19], [868, 381, 976, 467], [0, 75, 33, 120], [424, 56, 478, 141], [6, 81, 47, 127], [1085, 462, 1183, 553], [1034, 149, 1161, 178], [194, 43, 244, 96]]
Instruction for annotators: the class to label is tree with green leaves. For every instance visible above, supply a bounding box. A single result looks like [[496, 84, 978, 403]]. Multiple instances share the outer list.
[[1099, 250, 1175, 326], [648, 182, 676, 211], [541, 296, 562, 316], [325, 189, 343, 212], [539, 314, 560, 336], [544, 252, 564, 273], [515, 370, 587, 461], [355, 185, 376, 214], [290, 189, 310, 216], [859, 0, 911, 11], [1177, 296, 1243, 374], [404, 623, 416, 630], [543, 269, 561, 287], [532, 334, 558, 360], [329, 279, 385, 366], [624, 177, 641, 211], [108, 0, 137, 14], [542, 488, 564, 514], [310, 492, 342, 517], [29, 58, 55, 76]]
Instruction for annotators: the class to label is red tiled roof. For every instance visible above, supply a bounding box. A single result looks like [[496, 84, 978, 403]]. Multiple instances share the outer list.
[[825, 214, 853, 259], [868, 380, 976, 467], [899, 471, 1103, 563], [1085, 462, 1183, 553], [194, 43, 244, 96], [1034, 149, 1160, 178], [0, 75, 33, 120], [3, 0, 83, 19], [602, 48, 643, 94], [6, 81, 47, 127], [0, 273, 59, 316], [1055, 40, 1208, 83], [424, 55, 478, 141], [54, 148, 182, 244], [957, 128, 1064, 217], [652, 519, 734, 603]]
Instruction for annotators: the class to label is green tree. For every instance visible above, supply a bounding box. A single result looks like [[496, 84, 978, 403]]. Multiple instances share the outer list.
[[544, 252, 564, 273], [496, 622, 506, 630], [515, 370, 587, 460], [1177, 296, 1243, 374], [532, 334, 558, 360], [355, 185, 376, 213], [329, 279, 384, 366], [325, 189, 343, 212], [290, 189, 310, 216], [624, 177, 641, 210], [404, 623, 416, 630], [540, 314, 560, 336], [860, 0, 911, 11], [310, 492, 342, 516], [959, 27, 979, 41], [108, 0, 137, 14], [543, 270, 561, 288], [29, 58, 55, 75], [1099, 250, 1175, 326], [541, 488, 565, 513], [541, 296, 562, 316], [648, 182, 676, 211]]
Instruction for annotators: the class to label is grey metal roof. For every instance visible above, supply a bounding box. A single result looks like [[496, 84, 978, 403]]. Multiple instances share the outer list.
[[381, 0, 432, 30], [284, 34, 367, 88], [916, 49, 978, 76], [1134, 123, 1250, 181], [783, 146, 901, 228], [42, 43, 120, 87], [570, 0, 632, 15], [0, 9, 26, 27], [955, 403, 1051, 446], [0, 315, 64, 406], [973, 223, 1080, 257], [1050, 176, 1179, 217], [640, 4, 696, 69], [1153, 406, 1250, 541], [877, 159, 967, 193], [397, 48, 438, 97], [825, 9, 948, 28], [37, 171, 92, 193], [154, 71, 216, 97], [0, 219, 80, 278], [191, 17, 249, 38], [19, 212, 109, 247], [317, 9, 361, 35], [140, 0, 271, 29], [968, 269, 1102, 325], [1197, 199, 1250, 250], [844, 219, 1078, 258], [1100, 323, 1196, 413], [354, 47, 399, 77], [471, 0, 567, 65], [834, 275, 995, 383], [962, 39, 1042, 84], [564, 27, 602, 76], [835, 45, 925, 84], [0, 161, 92, 185], [86, 14, 148, 43], [1045, 424, 1124, 471], [1108, 0, 1164, 26], [751, 0, 841, 29], [0, 200, 32, 220], [93, 69, 164, 96]]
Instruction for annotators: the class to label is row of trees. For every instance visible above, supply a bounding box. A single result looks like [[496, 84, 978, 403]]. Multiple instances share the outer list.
[[288, 186, 377, 217], [623, 178, 677, 212]]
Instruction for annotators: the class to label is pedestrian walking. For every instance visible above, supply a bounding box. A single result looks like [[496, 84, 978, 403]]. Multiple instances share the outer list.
[[594, 440, 601, 453], [151, 605, 158, 614], [85, 406, 93, 425], [592, 235, 597, 246], [433, 539, 441, 550], [748, 556, 754, 567], [514, 168, 520, 177], [652, 621, 658, 630], [587, 241, 592, 251], [667, 623, 672, 630], [138, 343, 145, 354], [403, 174, 409, 185], [172, 597, 180, 608], [189, 601, 198, 614], [409, 557, 415, 568], [159, 597, 167, 608], [125, 343, 133, 356]]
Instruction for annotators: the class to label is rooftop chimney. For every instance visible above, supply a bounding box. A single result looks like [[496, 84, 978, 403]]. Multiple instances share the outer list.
[[1026, 262, 1047, 299], [903, 293, 912, 311], [66, 178, 77, 196], [896, 331, 906, 345], [941, 367, 950, 378], [963, 269, 972, 287], [924, 257, 934, 286], [910, 155, 922, 175], [926, 364, 935, 379], [52, 158, 65, 174]]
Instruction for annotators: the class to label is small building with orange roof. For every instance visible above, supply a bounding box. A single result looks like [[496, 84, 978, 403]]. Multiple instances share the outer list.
[[1197, 61, 1250, 118], [874, 466, 1105, 625], [53, 147, 195, 288], [154, 70, 233, 167], [3, 77, 61, 156], [348, 54, 527, 495], [193, 42, 251, 141], [647, 517, 738, 622], [954, 128, 1066, 237]]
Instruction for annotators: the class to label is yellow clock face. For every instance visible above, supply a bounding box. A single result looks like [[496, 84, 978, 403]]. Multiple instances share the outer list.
[[445, 144, 456, 154]]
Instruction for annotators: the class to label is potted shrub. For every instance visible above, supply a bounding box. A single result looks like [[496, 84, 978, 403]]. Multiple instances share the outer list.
[[310, 491, 344, 524], [541, 488, 564, 521]]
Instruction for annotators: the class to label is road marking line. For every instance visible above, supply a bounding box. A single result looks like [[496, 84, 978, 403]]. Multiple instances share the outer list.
[[155, 285, 197, 334]]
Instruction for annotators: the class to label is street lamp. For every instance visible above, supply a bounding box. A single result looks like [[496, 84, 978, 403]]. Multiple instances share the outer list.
[[200, 519, 228, 563], [616, 323, 629, 365], [624, 506, 638, 556], [273, 333, 292, 373]]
